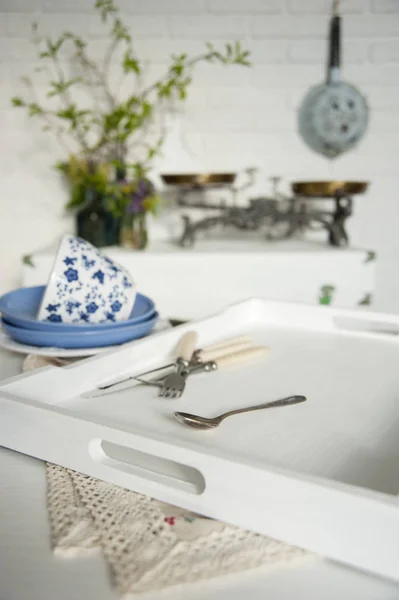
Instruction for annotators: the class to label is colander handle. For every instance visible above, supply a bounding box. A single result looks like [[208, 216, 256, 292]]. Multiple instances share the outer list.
[[327, 2, 341, 83]]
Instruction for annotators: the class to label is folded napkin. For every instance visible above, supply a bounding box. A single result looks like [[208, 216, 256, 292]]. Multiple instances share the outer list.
[[23, 355, 308, 596]]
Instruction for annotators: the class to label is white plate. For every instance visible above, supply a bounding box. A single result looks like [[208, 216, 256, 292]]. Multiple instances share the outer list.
[[0, 320, 172, 357]]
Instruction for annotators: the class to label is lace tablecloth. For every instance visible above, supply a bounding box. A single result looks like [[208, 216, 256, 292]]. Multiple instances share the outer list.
[[24, 355, 308, 596]]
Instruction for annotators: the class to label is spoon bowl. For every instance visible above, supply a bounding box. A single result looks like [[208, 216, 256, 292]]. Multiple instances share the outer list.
[[174, 412, 221, 429]]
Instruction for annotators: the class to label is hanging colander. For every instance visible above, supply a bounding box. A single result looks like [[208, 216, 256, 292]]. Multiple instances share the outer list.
[[298, 0, 369, 158]]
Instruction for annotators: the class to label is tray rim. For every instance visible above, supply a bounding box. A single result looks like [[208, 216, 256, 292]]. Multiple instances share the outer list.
[[2, 297, 399, 402], [2, 297, 399, 582], [1, 381, 399, 584]]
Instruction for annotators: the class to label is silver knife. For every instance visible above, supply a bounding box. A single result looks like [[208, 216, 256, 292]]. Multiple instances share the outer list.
[[82, 335, 253, 399], [81, 371, 169, 398]]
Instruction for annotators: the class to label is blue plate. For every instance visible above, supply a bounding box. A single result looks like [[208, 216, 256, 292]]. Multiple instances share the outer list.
[[0, 286, 156, 332], [1, 313, 159, 349]]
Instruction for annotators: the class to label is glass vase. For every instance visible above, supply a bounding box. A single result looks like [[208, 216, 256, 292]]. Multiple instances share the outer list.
[[76, 187, 121, 248], [120, 212, 148, 250]]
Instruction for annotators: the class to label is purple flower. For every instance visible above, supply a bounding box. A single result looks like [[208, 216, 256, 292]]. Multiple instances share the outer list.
[[127, 179, 153, 214]]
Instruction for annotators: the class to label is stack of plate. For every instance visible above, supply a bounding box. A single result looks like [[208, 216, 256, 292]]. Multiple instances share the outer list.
[[0, 286, 159, 355]]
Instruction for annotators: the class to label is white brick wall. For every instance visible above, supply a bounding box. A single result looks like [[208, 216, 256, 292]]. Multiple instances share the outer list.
[[0, 0, 399, 312], [370, 40, 399, 62]]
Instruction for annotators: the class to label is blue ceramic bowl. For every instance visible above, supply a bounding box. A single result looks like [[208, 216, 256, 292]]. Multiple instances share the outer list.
[[1, 312, 159, 349], [37, 235, 137, 324], [0, 286, 156, 332]]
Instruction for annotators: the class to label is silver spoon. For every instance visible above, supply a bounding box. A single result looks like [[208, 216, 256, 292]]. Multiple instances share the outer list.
[[174, 395, 307, 430]]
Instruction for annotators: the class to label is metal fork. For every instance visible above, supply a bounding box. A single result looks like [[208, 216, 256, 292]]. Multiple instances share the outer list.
[[159, 331, 198, 398], [159, 344, 270, 399], [82, 335, 255, 398]]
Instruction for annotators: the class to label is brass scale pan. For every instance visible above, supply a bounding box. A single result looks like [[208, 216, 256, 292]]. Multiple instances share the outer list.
[[161, 175, 369, 198], [291, 181, 369, 197]]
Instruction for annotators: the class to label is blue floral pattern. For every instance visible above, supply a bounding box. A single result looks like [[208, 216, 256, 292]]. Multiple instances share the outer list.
[[46, 303, 60, 312], [92, 270, 105, 284], [63, 256, 77, 266], [123, 275, 133, 289], [40, 235, 135, 324], [64, 268, 79, 283], [47, 313, 63, 323], [111, 300, 122, 313], [82, 254, 95, 270], [66, 300, 81, 315], [86, 302, 99, 314]]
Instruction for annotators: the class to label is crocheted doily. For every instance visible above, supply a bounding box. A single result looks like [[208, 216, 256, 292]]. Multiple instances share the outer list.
[[24, 355, 308, 596]]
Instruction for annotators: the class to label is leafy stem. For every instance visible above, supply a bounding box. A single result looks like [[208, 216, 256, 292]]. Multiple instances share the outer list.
[[11, 0, 250, 215], [51, 51, 91, 153]]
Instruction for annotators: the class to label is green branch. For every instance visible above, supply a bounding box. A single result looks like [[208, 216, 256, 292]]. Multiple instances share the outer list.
[[11, 0, 251, 214]]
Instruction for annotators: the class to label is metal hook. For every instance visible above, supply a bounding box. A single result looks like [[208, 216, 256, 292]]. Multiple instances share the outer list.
[[332, 0, 340, 16]]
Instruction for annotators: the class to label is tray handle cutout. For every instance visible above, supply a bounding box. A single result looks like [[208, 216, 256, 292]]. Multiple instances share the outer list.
[[89, 439, 206, 495], [333, 316, 399, 336]]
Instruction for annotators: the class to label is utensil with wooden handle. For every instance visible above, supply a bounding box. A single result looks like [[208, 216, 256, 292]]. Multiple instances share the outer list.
[[190, 335, 253, 367], [85, 334, 254, 396], [82, 344, 269, 398], [192, 335, 253, 363], [81, 335, 261, 398], [148, 345, 270, 389], [81, 346, 268, 398], [159, 331, 198, 399], [189, 345, 270, 375]]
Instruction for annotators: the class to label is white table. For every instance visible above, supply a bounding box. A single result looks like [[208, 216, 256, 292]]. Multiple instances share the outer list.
[[22, 240, 376, 317], [1, 349, 399, 599]]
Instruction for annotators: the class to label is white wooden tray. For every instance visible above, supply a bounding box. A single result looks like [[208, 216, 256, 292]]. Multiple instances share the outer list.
[[1, 298, 399, 582]]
